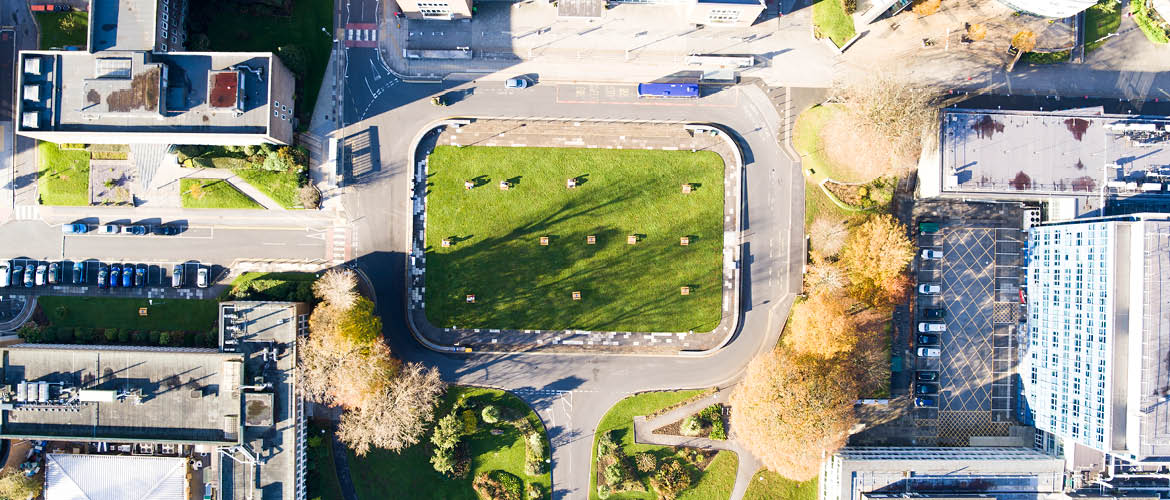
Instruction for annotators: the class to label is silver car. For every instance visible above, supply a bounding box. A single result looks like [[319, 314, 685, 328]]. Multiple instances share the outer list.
[[0, 264, 9, 288], [196, 266, 209, 288]]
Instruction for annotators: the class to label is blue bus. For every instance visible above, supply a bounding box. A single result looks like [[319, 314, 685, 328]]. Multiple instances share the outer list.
[[637, 83, 699, 99]]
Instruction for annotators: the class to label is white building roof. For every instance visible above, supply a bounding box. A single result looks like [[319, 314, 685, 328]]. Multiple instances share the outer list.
[[45, 453, 187, 500]]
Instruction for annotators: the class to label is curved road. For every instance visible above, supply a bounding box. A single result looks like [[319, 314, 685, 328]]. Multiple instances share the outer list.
[[338, 60, 803, 499]]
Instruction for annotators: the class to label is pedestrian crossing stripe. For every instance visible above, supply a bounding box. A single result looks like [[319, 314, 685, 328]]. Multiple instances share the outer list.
[[346, 29, 377, 42], [12, 205, 38, 221]]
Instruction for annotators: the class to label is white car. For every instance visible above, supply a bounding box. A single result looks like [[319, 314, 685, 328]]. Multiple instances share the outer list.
[[917, 347, 941, 357], [505, 77, 529, 89], [99, 224, 120, 234], [35, 264, 47, 286], [0, 264, 9, 288], [196, 266, 209, 288], [918, 283, 941, 294], [921, 249, 942, 260], [918, 322, 946, 333]]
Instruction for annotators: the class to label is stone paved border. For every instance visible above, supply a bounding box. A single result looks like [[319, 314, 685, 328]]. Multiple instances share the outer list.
[[404, 118, 745, 355]]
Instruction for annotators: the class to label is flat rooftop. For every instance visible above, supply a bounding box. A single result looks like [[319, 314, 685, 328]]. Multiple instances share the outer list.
[[1138, 219, 1170, 457], [831, 447, 1065, 500], [19, 50, 271, 135], [0, 345, 243, 444], [91, 0, 156, 52], [940, 109, 1170, 197]]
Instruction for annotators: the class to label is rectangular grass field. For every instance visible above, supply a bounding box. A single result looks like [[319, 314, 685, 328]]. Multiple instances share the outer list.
[[37, 141, 90, 206], [424, 145, 725, 333]]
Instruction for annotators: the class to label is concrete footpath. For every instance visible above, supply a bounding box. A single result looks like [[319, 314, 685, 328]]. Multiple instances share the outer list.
[[147, 161, 287, 211]]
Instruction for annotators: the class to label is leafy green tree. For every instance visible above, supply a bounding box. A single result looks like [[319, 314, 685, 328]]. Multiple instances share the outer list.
[[430, 446, 455, 475], [431, 413, 462, 450], [0, 467, 42, 499], [277, 45, 309, 78], [481, 405, 501, 424], [338, 298, 382, 345], [651, 460, 692, 499], [604, 462, 624, 485]]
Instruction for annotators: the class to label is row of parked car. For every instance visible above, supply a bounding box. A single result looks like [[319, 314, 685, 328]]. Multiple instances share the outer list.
[[62, 223, 183, 236], [915, 240, 945, 408], [0, 261, 208, 289]]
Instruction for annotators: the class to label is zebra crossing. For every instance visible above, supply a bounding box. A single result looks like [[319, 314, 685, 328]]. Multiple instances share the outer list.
[[327, 226, 350, 264], [11, 204, 38, 221], [345, 24, 378, 48]]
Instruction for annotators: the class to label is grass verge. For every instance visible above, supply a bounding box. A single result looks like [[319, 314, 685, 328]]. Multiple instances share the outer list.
[[1085, 0, 1122, 51], [34, 11, 88, 49], [307, 422, 345, 500], [37, 141, 90, 206], [589, 390, 736, 500], [812, 0, 857, 48], [744, 470, 817, 500], [181, 178, 264, 209], [223, 272, 317, 303], [1021, 50, 1071, 64], [346, 386, 551, 500], [1132, 0, 1170, 43], [36, 296, 218, 331], [425, 146, 725, 333], [233, 168, 302, 208]]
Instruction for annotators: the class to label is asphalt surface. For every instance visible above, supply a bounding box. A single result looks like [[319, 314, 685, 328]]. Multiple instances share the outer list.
[[339, 43, 804, 498]]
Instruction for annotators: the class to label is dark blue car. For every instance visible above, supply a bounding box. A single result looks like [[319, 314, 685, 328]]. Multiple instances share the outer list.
[[110, 265, 120, 288], [122, 265, 133, 287], [135, 266, 145, 287]]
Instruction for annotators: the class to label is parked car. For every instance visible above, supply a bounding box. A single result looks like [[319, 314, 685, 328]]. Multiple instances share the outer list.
[[172, 264, 183, 288], [505, 77, 529, 89], [99, 224, 120, 234], [155, 225, 180, 236], [919, 221, 939, 234], [121, 225, 148, 235], [196, 266, 209, 288], [915, 383, 939, 395], [35, 264, 47, 286], [61, 223, 88, 234], [918, 283, 941, 294], [923, 308, 945, 319], [73, 261, 84, 284], [917, 334, 939, 345], [916, 371, 939, 382], [0, 264, 9, 288], [135, 267, 146, 287], [918, 322, 946, 333], [110, 265, 121, 288], [921, 249, 942, 260], [47, 263, 58, 285], [98, 265, 108, 289], [122, 265, 133, 287], [12, 265, 24, 288], [917, 347, 941, 357], [23, 266, 34, 287], [915, 396, 938, 407]]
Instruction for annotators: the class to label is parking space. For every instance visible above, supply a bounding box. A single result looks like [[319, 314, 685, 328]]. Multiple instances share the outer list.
[[911, 202, 1025, 446], [2, 259, 222, 299]]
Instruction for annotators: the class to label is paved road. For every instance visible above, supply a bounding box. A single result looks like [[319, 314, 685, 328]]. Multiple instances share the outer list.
[[338, 43, 804, 498]]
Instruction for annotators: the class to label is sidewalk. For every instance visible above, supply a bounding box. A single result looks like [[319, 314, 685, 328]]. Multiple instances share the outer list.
[[405, 119, 744, 355], [631, 387, 761, 500], [304, 49, 346, 215]]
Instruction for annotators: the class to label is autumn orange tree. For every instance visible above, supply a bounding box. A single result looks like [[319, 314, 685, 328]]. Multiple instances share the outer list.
[[840, 214, 914, 306], [787, 289, 859, 358], [1007, 30, 1037, 72], [729, 348, 858, 481]]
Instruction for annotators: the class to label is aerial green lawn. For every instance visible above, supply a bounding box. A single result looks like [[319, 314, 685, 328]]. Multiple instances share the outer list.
[[225, 272, 317, 303], [346, 386, 551, 500], [192, 0, 332, 124], [233, 168, 302, 208], [743, 470, 817, 500], [425, 146, 725, 333], [1132, 0, 1170, 44], [181, 178, 264, 209], [37, 141, 90, 206], [813, 0, 857, 48], [1085, 0, 1122, 51], [35, 11, 88, 49], [307, 423, 345, 500], [590, 390, 736, 500], [37, 296, 219, 331]]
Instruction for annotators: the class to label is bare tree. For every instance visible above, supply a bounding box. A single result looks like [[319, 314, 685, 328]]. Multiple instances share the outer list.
[[825, 76, 940, 178], [336, 362, 446, 456], [1007, 30, 1037, 72], [805, 252, 849, 294], [298, 306, 400, 409], [314, 268, 359, 310], [729, 349, 857, 481], [809, 216, 849, 257]]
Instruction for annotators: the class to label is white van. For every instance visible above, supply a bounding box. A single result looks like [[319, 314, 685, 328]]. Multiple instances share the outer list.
[[917, 347, 941, 357]]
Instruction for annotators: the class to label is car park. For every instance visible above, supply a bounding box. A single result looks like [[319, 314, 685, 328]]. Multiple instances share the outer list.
[[918, 283, 940, 294], [915, 383, 939, 395], [100, 224, 120, 234], [917, 347, 940, 357], [155, 225, 180, 236], [922, 308, 945, 319], [196, 266, 209, 288], [915, 396, 938, 407], [97, 265, 108, 289], [62, 223, 88, 234], [23, 266, 34, 287], [172, 265, 183, 288], [73, 262, 84, 284], [916, 371, 939, 382], [0, 264, 8, 288], [919, 221, 939, 234], [921, 249, 942, 260], [110, 266, 121, 288], [35, 264, 47, 286], [134, 267, 145, 287], [918, 322, 946, 333], [121, 225, 148, 235], [122, 265, 133, 287], [47, 263, 58, 285], [917, 334, 939, 345]]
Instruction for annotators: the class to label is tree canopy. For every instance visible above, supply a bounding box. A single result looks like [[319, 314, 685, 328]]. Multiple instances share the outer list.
[[840, 214, 914, 306]]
